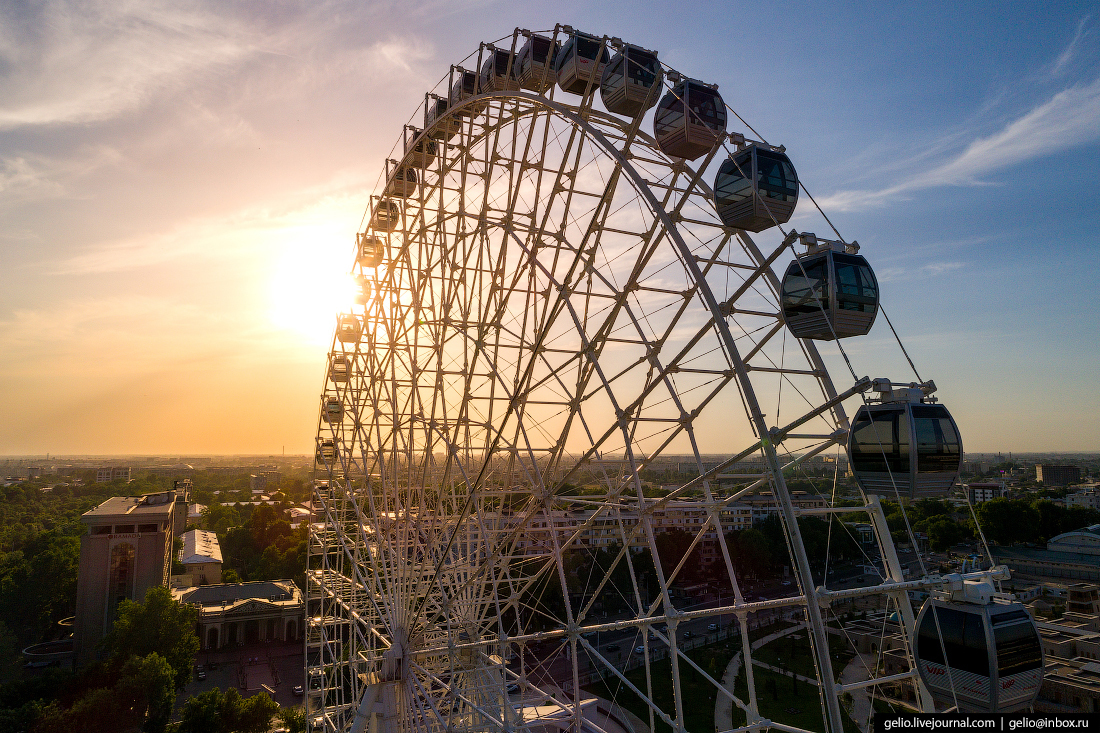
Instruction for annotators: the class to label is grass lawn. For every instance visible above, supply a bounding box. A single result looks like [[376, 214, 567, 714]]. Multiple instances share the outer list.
[[752, 629, 855, 681], [732, 631, 861, 733], [584, 638, 739, 733]]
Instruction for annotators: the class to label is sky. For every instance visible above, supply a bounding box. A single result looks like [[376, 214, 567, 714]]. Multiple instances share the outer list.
[[0, 0, 1097, 456]]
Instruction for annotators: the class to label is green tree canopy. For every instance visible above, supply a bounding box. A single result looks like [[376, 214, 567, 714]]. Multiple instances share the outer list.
[[104, 586, 199, 691], [176, 688, 278, 733]]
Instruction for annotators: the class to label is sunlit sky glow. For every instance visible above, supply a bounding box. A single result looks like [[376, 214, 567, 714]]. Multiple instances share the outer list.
[[1, 1, 1098, 455]]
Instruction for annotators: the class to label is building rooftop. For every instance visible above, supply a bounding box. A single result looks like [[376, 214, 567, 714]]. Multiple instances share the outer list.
[[180, 529, 222, 565], [82, 490, 179, 523], [174, 580, 299, 607]]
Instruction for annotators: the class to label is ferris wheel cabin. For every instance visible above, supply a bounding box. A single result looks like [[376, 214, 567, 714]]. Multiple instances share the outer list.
[[515, 33, 560, 93], [425, 95, 461, 140], [915, 580, 1043, 713], [322, 397, 344, 423], [369, 198, 401, 232], [384, 161, 417, 199], [714, 145, 798, 232], [554, 30, 610, 96], [403, 127, 437, 168], [780, 234, 879, 340], [357, 234, 384, 269], [336, 315, 362, 343], [328, 354, 350, 383], [479, 47, 520, 94], [600, 44, 662, 118], [848, 382, 962, 499], [449, 68, 479, 112], [653, 79, 727, 160]]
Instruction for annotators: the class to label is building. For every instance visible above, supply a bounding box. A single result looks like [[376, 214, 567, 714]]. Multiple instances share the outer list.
[[96, 466, 132, 483], [173, 580, 303, 649], [1034, 585, 1100, 713], [172, 529, 223, 587], [966, 481, 1006, 503], [73, 489, 188, 664], [1037, 465, 1082, 487], [991, 526, 1100, 582], [1067, 490, 1100, 511]]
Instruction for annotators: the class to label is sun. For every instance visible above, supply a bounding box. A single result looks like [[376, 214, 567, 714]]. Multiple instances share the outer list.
[[268, 236, 356, 345]]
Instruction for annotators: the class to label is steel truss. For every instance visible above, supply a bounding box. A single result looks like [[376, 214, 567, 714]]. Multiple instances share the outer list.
[[308, 31, 947, 733]]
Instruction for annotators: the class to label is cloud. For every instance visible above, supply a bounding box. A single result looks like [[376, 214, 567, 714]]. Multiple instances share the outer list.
[[815, 76, 1100, 211], [1052, 15, 1091, 76], [0, 1, 256, 129], [54, 172, 372, 275]]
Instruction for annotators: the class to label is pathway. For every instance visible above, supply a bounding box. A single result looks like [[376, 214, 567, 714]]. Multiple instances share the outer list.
[[714, 623, 809, 731], [838, 652, 876, 733]]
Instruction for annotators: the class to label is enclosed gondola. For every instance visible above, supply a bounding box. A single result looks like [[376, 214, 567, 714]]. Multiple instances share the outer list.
[[322, 397, 344, 423], [554, 30, 609, 96], [369, 198, 401, 232], [848, 383, 963, 499], [515, 33, 559, 93], [316, 438, 337, 464], [357, 233, 384, 269], [448, 68, 479, 113], [328, 354, 350, 383], [479, 46, 520, 94], [915, 581, 1043, 712], [714, 145, 798, 232], [600, 44, 662, 118], [403, 127, 437, 168], [780, 235, 878, 340], [653, 79, 727, 160], [336, 314, 362, 343], [384, 160, 417, 199], [354, 276, 371, 306], [425, 95, 461, 141]]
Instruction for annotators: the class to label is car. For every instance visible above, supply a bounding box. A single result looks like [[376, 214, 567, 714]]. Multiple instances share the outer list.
[[605, 644, 620, 652], [506, 683, 519, 694], [682, 631, 694, 640], [707, 623, 719, 631], [293, 685, 304, 696], [197, 670, 206, 680], [634, 646, 645, 654], [781, 580, 792, 586]]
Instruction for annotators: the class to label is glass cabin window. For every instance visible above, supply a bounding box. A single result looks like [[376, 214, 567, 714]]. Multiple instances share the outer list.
[[756, 151, 798, 202], [850, 408, 909, 474], [626, 51, 659, 85], [554, 39, 575, 72], [603, 56, 625, 87], [653, 96, 685, 137], [529, 37, 553, 63], [992, 615, 1042, 676], [911, 405, 961, 473], [781, 258, 829, 316], [576, 36, 606, 62], [918, 606, 989, 677], [688, 89, 726, 130], [715, 156, 754, 206], [833, 253, 878, 313]]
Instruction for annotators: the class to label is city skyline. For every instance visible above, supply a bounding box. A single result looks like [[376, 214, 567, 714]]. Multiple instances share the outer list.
[[1, 1, 1098, 455]]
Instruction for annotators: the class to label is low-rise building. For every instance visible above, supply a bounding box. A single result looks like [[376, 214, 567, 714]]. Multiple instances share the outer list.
[[172, 529, 223, 588], [966, 481, 1007, 503], [173, 580, 304, 650], [96, 466, 132, 483]]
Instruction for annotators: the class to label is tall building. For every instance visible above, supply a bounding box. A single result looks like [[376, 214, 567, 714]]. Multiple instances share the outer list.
[[1037, 465, 1082, 486], [73, 489, 188, 665]]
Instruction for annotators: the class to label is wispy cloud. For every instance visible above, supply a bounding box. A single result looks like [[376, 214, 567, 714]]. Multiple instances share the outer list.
[[1052, 16, 1091, 76], [54, 172, 372, 275], [815, 76, 1100, 211], [0, 2, 256, 129]]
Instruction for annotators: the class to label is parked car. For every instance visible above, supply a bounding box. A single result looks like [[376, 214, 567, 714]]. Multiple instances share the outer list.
[[605, 644, 620, 652], [293, 685, 304, 696], [707, 623, 719, 631], [682, 631, 694, 640], [634, 646, 645, 655]]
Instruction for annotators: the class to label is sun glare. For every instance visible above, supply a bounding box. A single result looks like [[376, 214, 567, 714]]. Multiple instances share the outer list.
[[269, 238, 356, 345]]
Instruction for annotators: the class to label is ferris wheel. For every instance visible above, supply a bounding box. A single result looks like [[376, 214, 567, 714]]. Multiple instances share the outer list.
[[306, 25, 1040, 733]]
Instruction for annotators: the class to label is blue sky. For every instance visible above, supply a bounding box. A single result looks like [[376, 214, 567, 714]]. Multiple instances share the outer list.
[[0, 1, 1097, 454]]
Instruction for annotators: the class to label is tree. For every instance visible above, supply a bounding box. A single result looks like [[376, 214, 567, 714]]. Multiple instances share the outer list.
[[972, 499, 1040, 545], [105, 586, 199, 691], [176, 688, 278, 733], [277, 706, 307, 733]]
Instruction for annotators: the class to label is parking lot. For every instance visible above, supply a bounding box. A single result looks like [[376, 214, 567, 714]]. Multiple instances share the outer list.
[[177, 638, 306, 712]]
